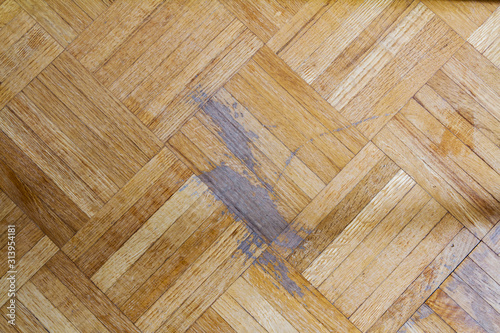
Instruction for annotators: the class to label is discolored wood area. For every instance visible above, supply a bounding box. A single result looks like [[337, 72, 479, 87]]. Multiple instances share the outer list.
[[1, 0, 499, 332]]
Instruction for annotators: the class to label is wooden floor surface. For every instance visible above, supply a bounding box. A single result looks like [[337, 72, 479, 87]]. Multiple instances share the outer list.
[[1, 0, 500, 332]]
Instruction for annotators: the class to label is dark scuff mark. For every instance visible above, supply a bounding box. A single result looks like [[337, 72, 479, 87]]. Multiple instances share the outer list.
[[258, 251, 304, 297], [285, 148, 298, 167], [199, 163, 288, 243], [191, 89, 272, 192]]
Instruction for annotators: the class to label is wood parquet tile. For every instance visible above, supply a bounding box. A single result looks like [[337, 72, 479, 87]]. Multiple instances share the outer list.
[[1, 0, 499, 332]]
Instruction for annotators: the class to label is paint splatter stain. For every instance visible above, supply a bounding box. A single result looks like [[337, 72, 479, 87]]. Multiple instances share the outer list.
[[190, 84, 209, 106], [199, 163, 287, 243], [235, 230, 266, 262], [201, 99, 262, 181], [258, 251, 304, 297], [272, 226, 306, 252]]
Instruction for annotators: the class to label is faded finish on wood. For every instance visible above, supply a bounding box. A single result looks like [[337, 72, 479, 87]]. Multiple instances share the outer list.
[[1, 0, 500, 332]]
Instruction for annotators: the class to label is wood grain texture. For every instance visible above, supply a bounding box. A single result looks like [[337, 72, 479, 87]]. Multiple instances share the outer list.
[[1, 1, 499, 332]]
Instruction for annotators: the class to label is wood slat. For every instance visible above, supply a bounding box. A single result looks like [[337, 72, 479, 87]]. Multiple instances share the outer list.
[[427, 69, 500, 147], [0, 130, 80, 246], [62, 147, 182, 261], [373, 122, 494, 238], [426, 288, 488, 333], [218, 0, 293, 42], [468, 6, 500, 52], [226, 277, 299, 333], [365, 226, 479, 332], [91, 175, 208, 292], [135, 221, 262, 332], [401, 303, 454, 333], [117, 206, 234, 321], [439, 273, 500, 333], [343, 16, 464, 138], [306, 170, 417, 287], [287, 155, 400, 272], [1, 301, 46, 333], [335, 198, 446, 316], [155, 232, 268, 333], [0, 215, 44, 277], [30, 266, 110, 332], [422, 0, 492, 39], [4, 96, 105, 216], [75, 158, 191, 276], [246, 249, 359, 333], [312, 0, 416, 98], [17, 281, 79, 333], [272, 142, 385, 258], [0, 20, 63, 109], [147, 28, 263, 141], [45, 251, 142, 333], [188, 307, 236, 333], [319, 181, 428, 301], [0, 236, 58, 307]]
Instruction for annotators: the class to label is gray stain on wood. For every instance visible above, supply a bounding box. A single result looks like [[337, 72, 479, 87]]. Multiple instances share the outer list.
[[236, 231, 266, 261], [258, 250, 304, 297], [201, 99, 261, 178], [199, 163, 288, 243], [272, 226, 305, 252], [193, 93, 288, 243], [190, 85, 209, 106]]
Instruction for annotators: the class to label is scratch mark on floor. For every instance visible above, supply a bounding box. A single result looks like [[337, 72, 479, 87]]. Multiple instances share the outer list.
[[273, 113, 394, 188], [321, 113, 395, 136], [274, 138, 314, 190]]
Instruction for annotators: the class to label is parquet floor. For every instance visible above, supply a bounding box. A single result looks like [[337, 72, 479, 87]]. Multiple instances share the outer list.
[[1, 0, 499, 332]]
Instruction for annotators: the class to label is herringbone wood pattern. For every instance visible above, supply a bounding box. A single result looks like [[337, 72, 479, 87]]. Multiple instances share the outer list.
[[1, 0, 499, 332]]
